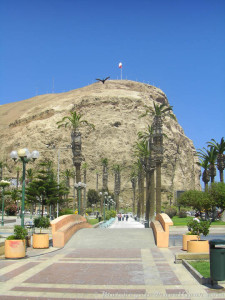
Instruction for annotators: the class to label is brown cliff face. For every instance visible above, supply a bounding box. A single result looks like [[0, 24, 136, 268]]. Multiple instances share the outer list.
[[0, 80, 200, 205]]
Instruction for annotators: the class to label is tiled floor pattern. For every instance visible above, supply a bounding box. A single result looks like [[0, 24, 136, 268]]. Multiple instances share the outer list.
[[0, 248, 225, 300]]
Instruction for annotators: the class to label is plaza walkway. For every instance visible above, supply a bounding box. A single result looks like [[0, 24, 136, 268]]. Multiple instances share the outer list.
[[0, 218, 225, 299]]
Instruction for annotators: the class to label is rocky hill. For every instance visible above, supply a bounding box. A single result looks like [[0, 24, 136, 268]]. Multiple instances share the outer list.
[[0, 80, 200, 206]]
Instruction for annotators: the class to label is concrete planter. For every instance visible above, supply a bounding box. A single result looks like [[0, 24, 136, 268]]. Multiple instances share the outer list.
[[33, 233, 49, 249], [182, 234, 199, 251], [187, 240, 209, 253], [5, 240, 26, 259]]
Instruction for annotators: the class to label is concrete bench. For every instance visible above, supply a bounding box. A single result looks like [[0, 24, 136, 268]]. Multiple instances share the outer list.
[[150, 213, 173, 248], [51, 214, 92, 248]]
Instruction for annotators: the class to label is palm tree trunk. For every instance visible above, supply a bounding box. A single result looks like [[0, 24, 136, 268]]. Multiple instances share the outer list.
[[75, 164, 83, 214], [141, 170, 145, 217], [156, 162, 161, 214], [149, 169, 155, 220], [96, 173, 99, 191], [219, 170, 224, 183], [145, 170, 151, 222], [83, 169, 87, 212]]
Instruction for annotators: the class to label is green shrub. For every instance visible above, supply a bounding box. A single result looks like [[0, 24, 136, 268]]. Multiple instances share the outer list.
[[178, 209, 187, 218], [165, 207, 177, 218], [105, 210, 117, 220], [187, 220, 211, 236], [85, 208, 93, 215], [59, 208, 74, 216], [6, 225, 28, 240], [34, 217, 50, 233], [5, 203, 17, 216]]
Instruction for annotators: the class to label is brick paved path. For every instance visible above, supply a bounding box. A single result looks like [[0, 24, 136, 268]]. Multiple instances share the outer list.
[[0, 225, 225, 299]]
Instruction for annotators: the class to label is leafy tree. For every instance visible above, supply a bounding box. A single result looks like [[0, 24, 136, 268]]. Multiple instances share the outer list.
[[87, 189, 100, 207], [208, 182, 225, 213], [178, 190, 213, 217], [26, 160, 69, 217]]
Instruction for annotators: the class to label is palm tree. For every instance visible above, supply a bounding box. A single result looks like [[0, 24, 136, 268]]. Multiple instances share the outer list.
[[57, 110, 94, 214], [82, 162, 88, 211], [101, 158, 109, 191], [0, 161, 3, 181], [198, 147, 217, 183], [112, 164, 122, 212], [16, 166, 20, 189], [197, 158, 210, 191], [95, 169, 100, 192], [63, 169, 73, 190], [26, 168, 35, 183], [134, 140, 153, 222], [140, 102, 176, 214], [129, 169, 137, 217], [207, 137, 225, 182]]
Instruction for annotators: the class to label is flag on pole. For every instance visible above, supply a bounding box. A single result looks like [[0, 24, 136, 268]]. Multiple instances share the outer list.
[[118, 62, 122, 80]]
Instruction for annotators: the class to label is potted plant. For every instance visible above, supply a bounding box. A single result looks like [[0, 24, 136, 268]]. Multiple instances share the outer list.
[[33, 216, 50, 249], [182, 220, 200, 250], [186, 220, 211, 253], [5, 225, 28, 258]]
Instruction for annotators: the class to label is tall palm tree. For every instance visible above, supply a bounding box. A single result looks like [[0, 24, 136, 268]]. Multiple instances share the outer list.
[[16, 166, 20, 189], [197, 158, 210, 191], [57, 110, 94, 214], [101, 158, 109, 191], [198, 147, 217, 183], [26, 168, 35, 183], [82, 162, 88, 211], [140, 102, 176, 214], [0, 161, 3, 181], [207, 137, 225, 182], [129, 169, 137, 217], [95, 169, 100, 192], [134, 140, 153, 222], [112, 164, 123, 212]]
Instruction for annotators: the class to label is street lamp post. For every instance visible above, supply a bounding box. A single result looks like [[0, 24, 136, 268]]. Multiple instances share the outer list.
[[104, 192, 108, 220], [10, 148, 39, 227], [0, 180, 10, 226], [74, 182, 86, 215]]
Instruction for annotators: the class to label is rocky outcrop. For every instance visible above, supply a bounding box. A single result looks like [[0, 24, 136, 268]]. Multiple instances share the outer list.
[[0, 80, 200, 205]]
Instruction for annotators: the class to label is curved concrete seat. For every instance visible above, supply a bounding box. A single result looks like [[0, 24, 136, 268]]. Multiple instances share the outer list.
[[51, 214, 92, 248], [150, 213, 173, 248]]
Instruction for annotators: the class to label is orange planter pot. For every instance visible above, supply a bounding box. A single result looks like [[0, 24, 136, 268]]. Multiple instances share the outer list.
[[187, 240, 209, 253], [5, 240, 26, 259], [182, 234, 199, 251], [33, 233, 49, 249]]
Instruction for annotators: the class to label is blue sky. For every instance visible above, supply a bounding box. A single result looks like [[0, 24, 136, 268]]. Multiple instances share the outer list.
[[0, 0, 224, 181]]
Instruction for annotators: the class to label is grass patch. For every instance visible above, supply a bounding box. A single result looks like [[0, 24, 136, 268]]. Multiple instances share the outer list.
[[172, 216, 193, 226], [87, 218, 99, 225], [189, 260, 210, 278], [172, 216, 225, 226]]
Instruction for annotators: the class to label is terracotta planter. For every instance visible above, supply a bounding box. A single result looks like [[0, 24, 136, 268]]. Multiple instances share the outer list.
[[187, 240, 209, 253], [33, 233, 49, 249], [5, 240, 26, 259], [182, 234, 199, 251]]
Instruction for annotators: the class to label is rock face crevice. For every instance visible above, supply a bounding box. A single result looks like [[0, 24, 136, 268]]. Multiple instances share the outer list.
[[0, 80, 200, 204]]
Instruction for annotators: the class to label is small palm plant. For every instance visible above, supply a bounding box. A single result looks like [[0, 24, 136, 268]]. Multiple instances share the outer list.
[[34, 217, 50, 233]]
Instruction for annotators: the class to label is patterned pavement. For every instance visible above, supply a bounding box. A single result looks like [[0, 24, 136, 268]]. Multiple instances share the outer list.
[[0, 219, 225, 300]]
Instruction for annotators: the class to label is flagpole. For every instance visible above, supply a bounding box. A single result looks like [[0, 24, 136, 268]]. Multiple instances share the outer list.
[[121, 67, 122, 80]]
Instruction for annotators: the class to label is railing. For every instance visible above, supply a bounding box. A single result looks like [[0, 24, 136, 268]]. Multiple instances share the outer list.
[[99, 218, 116, 228]]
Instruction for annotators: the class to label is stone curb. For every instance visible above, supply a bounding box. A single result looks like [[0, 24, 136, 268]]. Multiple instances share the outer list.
[[182, 259, 211, 285]]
